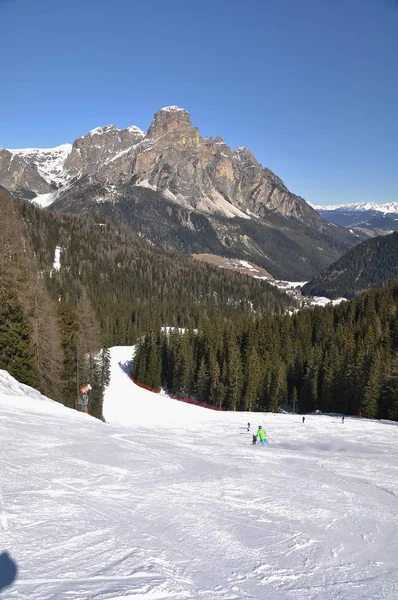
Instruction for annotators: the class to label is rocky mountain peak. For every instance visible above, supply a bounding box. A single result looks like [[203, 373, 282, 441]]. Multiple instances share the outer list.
[[147, 106, 192, 138], [233, 146, 258, 164]]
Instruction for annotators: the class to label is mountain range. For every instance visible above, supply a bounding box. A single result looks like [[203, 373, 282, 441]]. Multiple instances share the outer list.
[[314, 202, 398, 237], [0, 107, 362, 280]]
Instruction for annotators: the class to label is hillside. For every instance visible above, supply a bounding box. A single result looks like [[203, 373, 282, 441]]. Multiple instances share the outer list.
[[1, 348, 398, 600], [302, 231, 398, 299]]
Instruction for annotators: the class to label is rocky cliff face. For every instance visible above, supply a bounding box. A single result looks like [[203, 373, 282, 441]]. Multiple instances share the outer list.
[[64, 125, 145, 182], [128, 107, 320, 226]]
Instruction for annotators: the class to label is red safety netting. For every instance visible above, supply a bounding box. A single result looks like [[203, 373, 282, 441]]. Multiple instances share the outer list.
[[130, 377, 225, 411]]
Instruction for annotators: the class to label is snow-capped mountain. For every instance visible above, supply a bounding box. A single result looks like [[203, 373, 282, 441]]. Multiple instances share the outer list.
[[314, 202, 398, 214], [314, 202, 398, 237]]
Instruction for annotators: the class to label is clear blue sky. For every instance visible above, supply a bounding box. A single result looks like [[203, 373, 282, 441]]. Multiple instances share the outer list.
[[0, 0, 397, 205]]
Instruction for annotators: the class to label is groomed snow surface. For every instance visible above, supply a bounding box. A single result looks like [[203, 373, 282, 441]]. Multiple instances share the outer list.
[[1, 346, 398, 600]]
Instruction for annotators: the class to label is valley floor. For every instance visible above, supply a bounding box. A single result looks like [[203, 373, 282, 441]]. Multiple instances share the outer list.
[[1, 347, 398, 599]]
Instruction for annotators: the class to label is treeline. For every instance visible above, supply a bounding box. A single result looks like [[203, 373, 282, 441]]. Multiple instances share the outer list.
[[302, 231, 398, 299], [1, 191, 295, 418], [132, 282, 398, 421]]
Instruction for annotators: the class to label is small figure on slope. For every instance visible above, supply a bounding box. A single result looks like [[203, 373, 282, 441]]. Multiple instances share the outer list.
[[247, 422, 251, 432], [342, 416, 345, 424], [256, 425, 269, 445], [252, 434, 257, 445], [302, 416, 305, 423]]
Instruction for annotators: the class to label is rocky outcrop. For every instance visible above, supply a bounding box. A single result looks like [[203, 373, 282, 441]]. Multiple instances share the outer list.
[[147, 106, 192, 137], [64, 125, 145, 182]]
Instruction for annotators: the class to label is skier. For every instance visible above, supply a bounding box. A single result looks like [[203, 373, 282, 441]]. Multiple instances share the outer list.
[[256, 425, 269, 445], [342, 416, 345, 424], [247, 422, 251, 431], [302, 416, 305, 423], [252, 434, 257, 445]]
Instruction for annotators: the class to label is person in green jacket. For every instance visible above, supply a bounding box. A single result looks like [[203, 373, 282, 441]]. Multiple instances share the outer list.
[[256, 425, 268, 445]]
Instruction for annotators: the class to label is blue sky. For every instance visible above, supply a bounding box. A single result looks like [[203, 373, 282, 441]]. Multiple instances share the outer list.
[[0, 0, 397, 205]]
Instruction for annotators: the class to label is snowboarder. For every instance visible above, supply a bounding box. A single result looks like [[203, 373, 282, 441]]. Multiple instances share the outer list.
[[256, 425, 268, 445], [247, 422, 251, 431], [302, 416, 305, 423]]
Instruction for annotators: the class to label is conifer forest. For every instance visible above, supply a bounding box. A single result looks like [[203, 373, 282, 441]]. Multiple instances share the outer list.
[[132, 282, 398, 421]]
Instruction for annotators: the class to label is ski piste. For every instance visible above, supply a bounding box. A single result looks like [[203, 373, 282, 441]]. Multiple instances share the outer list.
[[1, 345, 397, 600]]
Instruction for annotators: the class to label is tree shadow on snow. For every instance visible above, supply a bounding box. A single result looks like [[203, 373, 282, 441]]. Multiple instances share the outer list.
[[0, 551, 17, 593], [118, 360, 133, 376]]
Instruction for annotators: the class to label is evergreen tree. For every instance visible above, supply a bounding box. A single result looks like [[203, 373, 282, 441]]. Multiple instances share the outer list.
[[291, 386, 298, 414], [0, 294, 37, 387], [299, 362, 318, 413], [361, 351, 383, 418], [195, 357, 208, 402]]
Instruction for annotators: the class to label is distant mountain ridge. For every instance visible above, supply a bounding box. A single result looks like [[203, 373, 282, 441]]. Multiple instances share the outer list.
[[313, 202, 398, 238], [314, 202, 398, 214], [0, 107, 362, 280], [302, 231, 398, 299]]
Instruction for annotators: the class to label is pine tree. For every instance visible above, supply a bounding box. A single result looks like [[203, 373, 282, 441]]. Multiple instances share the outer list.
[[300, 362, 318, 413], [0, 294, 37, 387], [361, 351, 383, 418], [268, 361, 287, 412], [146, 334, 162, 391], [28, 275, 64, 401], [195, 357, 208, 402], [291, 386, 298, 414], [225, 338, 243, 411]]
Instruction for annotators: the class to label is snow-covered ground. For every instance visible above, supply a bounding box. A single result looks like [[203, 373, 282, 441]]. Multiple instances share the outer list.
[[1, 347, 398, 599], [308, 296, 347, 307]]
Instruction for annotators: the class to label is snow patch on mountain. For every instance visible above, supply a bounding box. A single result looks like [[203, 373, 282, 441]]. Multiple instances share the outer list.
[[87, 125, 145, 138], [88, 125, 116, 135], [53, 246, 61, 271], [126, 125, 145, 135], [31, 192, 57, 208], [6, 143, 73, 187], [159, 105, 186, 112]]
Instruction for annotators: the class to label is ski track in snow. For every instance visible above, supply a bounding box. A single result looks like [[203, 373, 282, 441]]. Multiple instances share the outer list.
[[1, 347, 398, 599]]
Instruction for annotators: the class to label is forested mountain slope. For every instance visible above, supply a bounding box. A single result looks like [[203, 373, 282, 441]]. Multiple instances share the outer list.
[[302, 231, 398, 299], [51, 181, 359, 281]]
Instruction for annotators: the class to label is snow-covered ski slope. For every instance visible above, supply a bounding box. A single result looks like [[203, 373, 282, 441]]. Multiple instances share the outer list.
[[1, 347, 398, 600]]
